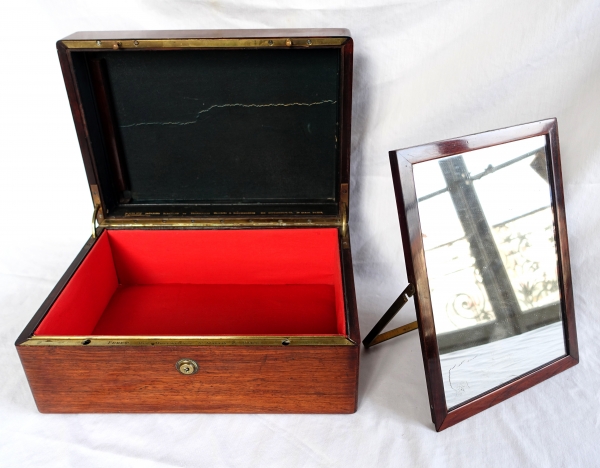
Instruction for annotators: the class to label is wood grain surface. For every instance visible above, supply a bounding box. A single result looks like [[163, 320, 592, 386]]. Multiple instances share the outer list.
[[17, 345, 359, 413]]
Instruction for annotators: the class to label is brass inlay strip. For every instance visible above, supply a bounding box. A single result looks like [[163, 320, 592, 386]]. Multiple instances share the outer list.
[[61, 37, 348, 50], [22, 336, 355, 346], [100, 217, 342, 229]]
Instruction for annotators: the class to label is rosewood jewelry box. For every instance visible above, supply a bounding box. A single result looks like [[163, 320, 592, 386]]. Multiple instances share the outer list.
[[16, 29, 359, 413]]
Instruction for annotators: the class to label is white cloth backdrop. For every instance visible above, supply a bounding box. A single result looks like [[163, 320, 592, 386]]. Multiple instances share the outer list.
[[1, 1, 599, 466]]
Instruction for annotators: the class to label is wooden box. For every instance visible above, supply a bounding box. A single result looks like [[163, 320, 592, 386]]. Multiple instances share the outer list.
[[16, 29, 359, 413]]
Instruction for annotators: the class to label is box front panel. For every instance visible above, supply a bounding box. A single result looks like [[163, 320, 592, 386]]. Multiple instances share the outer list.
[[18, 345, 358, 413]]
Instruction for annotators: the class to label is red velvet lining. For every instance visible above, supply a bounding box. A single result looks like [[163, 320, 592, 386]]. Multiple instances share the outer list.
[[35, 228, 346, 336]]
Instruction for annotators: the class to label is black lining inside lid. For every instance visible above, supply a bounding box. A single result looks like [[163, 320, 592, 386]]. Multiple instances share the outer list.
[[72, 47, 343, 217]]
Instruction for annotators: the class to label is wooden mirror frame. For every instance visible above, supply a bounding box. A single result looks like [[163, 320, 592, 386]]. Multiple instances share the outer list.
[[389, 118, 578, 431]]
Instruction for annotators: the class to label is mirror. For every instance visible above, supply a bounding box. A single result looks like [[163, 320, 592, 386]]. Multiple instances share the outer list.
[[388, 119, 578, 430], [414, 135, 564, 408]]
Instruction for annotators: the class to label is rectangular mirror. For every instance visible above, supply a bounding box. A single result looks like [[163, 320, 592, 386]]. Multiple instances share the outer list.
[[390, 119, 578, 431]]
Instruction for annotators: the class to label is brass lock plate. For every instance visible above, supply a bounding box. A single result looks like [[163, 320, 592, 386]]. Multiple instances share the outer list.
[[176, 358, 198, 375]]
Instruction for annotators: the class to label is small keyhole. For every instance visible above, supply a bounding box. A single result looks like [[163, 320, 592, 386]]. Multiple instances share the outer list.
[[176, 358, 198, 375]]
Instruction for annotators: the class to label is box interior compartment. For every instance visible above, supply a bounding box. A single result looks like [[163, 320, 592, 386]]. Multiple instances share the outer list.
[[35, 228, 346, 336]]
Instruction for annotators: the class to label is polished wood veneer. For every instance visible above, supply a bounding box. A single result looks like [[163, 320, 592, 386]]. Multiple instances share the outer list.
[[18, 345, 358, 413]]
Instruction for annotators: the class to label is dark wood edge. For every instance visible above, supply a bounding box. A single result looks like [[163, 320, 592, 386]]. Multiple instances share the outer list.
[[88, 58, 129, 197], [339, 38, 353, 190], [15, 235, 100, 346], [390, 152, 446, 427], [341, 233, 360, 410], [389, 118, 579, 431], [341, 233, 360, 345], [438, 355, 578, 431], [61, 29, 351, 41], [547, 121, 579, 361], [57, 42, 99, 192], [391, 118, 557, 165]]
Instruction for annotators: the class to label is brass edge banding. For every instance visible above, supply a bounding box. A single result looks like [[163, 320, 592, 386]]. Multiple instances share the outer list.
[[61, 38, 348, 50], [22, 336, 355, 346], [101, 218, 342, 229]]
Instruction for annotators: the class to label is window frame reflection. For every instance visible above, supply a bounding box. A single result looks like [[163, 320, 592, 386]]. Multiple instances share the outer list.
[[415, 143, 562, 354]]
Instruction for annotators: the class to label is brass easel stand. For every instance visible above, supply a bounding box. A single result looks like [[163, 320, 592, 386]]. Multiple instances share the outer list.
[[362, 284, 418, 348]]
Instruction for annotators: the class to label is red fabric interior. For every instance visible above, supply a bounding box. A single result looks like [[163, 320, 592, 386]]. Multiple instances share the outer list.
[[35, 228, 346, 336]]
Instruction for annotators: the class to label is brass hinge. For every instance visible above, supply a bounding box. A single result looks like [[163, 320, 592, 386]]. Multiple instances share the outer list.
[[340, 183, 349, 204], [341, 202, 349, 248], [90, 185, 103, 216], [90, 184, 103, 238], [92, 205, 100, 238]]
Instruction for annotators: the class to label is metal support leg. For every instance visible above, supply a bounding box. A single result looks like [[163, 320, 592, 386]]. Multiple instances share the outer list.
[[362, 284, 418, 348]]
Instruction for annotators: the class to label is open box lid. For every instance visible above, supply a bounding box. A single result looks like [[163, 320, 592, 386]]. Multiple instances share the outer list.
[[57, 29, 353, 230]]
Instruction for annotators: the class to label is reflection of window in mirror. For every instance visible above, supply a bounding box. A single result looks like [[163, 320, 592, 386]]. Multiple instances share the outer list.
[[413, 136, 565, 408]]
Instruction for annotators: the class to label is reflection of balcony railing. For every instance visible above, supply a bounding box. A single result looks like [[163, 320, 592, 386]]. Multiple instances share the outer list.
[[428, 211, 561, 353], [494, 211, 559, 311], [426, 205, 548, 253], [418, 148, 561, 354]]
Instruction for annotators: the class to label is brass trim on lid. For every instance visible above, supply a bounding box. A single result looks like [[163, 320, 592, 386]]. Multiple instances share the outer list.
[[21, 335, 356, 347], [91, 183, 351, 233], [97, 215, 342, 230], [61, 37, 348, 50]]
